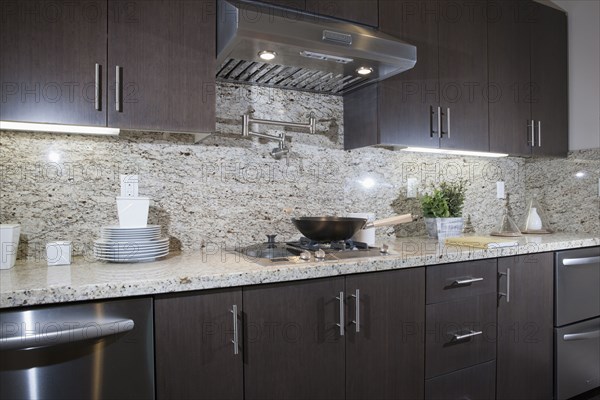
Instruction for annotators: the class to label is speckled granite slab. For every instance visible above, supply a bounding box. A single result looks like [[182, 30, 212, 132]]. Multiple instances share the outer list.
[[1, 233, 597, 308]]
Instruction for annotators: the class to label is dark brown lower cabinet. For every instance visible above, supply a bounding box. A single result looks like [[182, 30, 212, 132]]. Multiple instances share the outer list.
[[154, 288, 243, 400], [425, 293, 497, 378], [497, 253, 554, 400], [243, 277, 346, 400], [346, 268, 425, 400], [425, 361, 496, 400]]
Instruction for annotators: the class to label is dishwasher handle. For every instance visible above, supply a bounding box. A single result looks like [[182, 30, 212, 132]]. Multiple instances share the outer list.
[[562, 256, 600, 266], [563, 330, 600, 341], [0, 319, 135, 351]]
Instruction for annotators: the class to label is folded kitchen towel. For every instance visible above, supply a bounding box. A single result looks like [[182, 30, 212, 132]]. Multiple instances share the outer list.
[[445, 236, 519, 249]]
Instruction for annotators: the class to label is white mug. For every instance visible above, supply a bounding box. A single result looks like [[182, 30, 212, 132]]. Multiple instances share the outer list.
[[348, 213, 376, 246]]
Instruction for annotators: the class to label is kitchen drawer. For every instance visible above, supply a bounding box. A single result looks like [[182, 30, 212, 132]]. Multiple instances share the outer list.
[[425, 360, 496, 400], [426, 259, 497, 304], [426, 293, 496, 378]]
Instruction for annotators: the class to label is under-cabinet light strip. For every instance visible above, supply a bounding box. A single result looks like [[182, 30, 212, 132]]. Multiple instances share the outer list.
[[400, 147, 509, 158], [0, 121, 120, 136]]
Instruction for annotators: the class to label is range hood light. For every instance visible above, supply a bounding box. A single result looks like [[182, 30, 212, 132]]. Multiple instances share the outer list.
[[258, 50, 277, 61], [356, 67, 373, 75], [0, 121, 120, 136], [400, 147, 509, 158]]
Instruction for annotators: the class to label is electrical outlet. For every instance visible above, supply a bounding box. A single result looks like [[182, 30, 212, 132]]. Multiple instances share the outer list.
[[120, 175, 139, 197], [407, 178, 418, 198], [496, 181, 505, 199]]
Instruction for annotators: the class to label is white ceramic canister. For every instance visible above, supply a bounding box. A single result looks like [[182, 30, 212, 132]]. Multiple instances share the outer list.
[[116, 196, 151, 228], [348, 213, 376, 246], [0, 224, 20, 270]]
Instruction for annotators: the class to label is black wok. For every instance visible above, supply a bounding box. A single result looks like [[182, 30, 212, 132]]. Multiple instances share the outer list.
[[291, 214, 414, 242]]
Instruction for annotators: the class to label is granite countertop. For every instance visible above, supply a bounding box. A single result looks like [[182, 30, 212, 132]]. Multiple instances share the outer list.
[[1, 233, 598, 309]]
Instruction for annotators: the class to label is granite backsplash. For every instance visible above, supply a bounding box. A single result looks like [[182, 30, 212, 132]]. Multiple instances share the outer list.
[[1, 83, 598, 260]]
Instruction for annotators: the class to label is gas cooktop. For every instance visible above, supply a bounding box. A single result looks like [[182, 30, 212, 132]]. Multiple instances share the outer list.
[[238, 235, 391, 265]]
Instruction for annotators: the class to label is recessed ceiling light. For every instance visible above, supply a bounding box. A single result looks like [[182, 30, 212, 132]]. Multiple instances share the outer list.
[[356, 67, 373, 75], [258, 50, 277, 61]]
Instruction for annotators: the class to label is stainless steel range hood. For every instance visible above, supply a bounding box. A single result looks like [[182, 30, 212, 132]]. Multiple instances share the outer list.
[[217, 0, 417, 95]]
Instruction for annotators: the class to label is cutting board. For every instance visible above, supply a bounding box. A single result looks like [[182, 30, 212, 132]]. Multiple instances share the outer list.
[[445, 236, 519, 249]]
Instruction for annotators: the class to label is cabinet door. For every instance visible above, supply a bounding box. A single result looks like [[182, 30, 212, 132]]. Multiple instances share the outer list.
[[378, 0, 440, 148], [306, 0, 378, 27], [488, 0, 535, 156], [155, 289, 243, 400], [243, 278, 345, 400], [108, 0, 215, 133], [438, 0, 489, 151], [530, 3, 568, 157], [0, 0, 107, 125], [497, 253, 554, 400], [346, 268, 425, 400]]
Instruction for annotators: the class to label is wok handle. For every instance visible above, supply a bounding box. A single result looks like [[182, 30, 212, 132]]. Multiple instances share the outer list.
[[366, 214, 414, 228]]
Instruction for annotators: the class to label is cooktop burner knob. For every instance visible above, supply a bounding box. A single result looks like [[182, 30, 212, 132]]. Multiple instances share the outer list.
[[299, 251, 311, 261], [379, 244, 389, 254], [315, 249, 326, 260]]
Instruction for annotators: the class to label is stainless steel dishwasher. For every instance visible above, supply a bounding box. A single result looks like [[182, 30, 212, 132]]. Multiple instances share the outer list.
[[0, 297, 154, 399], [555, 247, 600, 400]]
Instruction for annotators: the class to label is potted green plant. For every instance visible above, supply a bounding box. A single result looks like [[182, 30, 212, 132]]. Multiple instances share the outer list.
[[421, 180, 467, 239]]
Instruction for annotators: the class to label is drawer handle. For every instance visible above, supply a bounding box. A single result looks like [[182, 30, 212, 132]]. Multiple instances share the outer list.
[[452, 277, 484, 285], [452, 330, 483, 341], [562, 256, 600, 266], [563, 330, 600, 341]]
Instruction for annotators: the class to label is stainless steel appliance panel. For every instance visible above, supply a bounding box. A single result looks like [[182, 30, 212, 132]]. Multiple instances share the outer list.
[[0, 297, 154, 400], [555, 317, 600, 400], [555, 247, 600, 326]]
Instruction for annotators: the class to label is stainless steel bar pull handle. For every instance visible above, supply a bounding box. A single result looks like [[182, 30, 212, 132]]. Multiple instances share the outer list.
[[437, 106, 442, 139], [115, 65, 122, 112], [335, 291, 344, 336], [446, 107, 450, 138], [230, 305, 239, 355], [94, 63, 101, 111], [453, 277, 484, 285], [562, 256, 600, 266], [452, 330, 483, 341], [563, 330, 600, 341], [528, 120, 535, 146], [499, 268, 510, 302], [537, 121, 541, 147], [351, 289, 360, 333], [430, 106, 435, 138], [0, 319, 134, 351]]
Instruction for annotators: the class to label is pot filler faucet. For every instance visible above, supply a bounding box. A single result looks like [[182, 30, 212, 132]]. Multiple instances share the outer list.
[[242, 109, 317, 164]]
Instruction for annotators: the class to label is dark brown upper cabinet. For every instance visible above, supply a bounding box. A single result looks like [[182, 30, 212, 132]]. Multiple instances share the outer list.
[[107, 0, 215, 133], [489, 0, 568, 157], [0, 0, 108, 126], [530, 2, 568, 157], [155, 288, 244, 400], [345, 0, 489, 151], [306, 0, 378, 27], [1, 0, 216, 134]]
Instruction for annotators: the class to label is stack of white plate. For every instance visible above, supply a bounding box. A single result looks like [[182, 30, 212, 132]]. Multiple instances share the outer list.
[[94, 225, 169, 263]]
